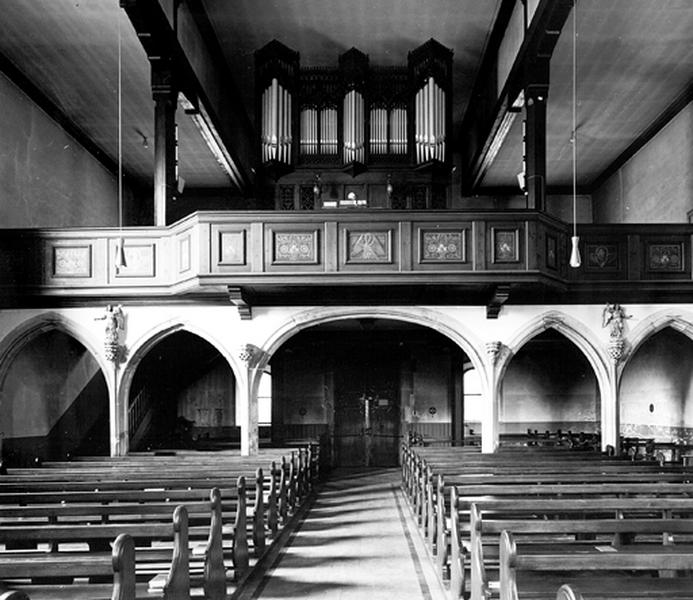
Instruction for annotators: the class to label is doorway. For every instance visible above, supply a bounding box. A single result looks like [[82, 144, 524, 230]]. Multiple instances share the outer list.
[[334, 356, 400, 467]]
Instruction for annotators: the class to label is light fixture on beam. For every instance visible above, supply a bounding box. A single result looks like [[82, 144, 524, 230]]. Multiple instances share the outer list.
[[185, 101, 245, 190]]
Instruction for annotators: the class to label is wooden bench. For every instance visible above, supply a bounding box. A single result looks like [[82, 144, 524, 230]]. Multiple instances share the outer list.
[[499, 529, 693, 600], [0, 506, 191, 600], [0, 533, 136, 600], [0, 447, 318, 600], [466, 500, 693, 600]]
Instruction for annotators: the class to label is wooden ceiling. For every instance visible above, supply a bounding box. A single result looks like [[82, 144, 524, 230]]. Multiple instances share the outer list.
[[0, 0, 691, 193]]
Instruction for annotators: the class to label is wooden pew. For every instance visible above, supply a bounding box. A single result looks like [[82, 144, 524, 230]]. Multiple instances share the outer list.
[[0, 482, 247, 583], [0, 508, 190, 600], [0, 447, 317, 599], [0, 533, 135, 600], [499, 529, 693, 600], [466, 499, 693, 600]]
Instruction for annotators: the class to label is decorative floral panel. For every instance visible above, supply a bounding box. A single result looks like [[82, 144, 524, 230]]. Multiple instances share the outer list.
[[53, 245, 91, 278], [421, 230, 465, 262], [347, 231, 391, 263], [586, 243, 619, 271], [492, 229, 519, 263], [647, 243, 684, 272], [273, 232, 318, 264]]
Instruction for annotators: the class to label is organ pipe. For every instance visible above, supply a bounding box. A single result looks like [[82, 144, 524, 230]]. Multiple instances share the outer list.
[[261, 77, 293, 165], [343, 90, 365, 164], [390, 108, 407, 155], [415, 76, 445, 164]]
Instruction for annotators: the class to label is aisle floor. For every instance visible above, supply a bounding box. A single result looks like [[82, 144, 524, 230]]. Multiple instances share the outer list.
[[246, 468, 446, 600]]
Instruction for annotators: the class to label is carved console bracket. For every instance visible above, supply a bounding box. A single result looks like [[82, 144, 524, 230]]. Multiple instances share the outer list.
[[486, 284, 511, 319], [228, 286, 252, 320]]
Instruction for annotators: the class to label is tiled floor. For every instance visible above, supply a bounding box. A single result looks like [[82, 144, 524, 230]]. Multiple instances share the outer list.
[[248, 468, 446, 600]]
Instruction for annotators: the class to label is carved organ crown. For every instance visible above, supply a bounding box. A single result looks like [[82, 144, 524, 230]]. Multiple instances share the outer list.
[[255, 39, 452, 177]]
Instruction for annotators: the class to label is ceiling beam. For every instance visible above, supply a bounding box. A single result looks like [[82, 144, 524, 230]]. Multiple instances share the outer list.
[[461, 0, 573, 193], [121, 0, 255, 193]]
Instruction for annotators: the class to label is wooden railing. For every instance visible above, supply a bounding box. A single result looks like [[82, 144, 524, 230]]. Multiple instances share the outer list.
[[0, 210, 691, 305]]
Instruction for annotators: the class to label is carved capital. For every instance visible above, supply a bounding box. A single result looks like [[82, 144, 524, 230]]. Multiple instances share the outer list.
[[486, 341, 503, 366], [239, 343, 261, 366], [607, 338, 626, 363]]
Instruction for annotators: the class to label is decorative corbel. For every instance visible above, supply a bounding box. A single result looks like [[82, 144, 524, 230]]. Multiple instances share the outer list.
[[486, 284, 510, 319], [95, 304, 127, 364], [228, 286, 252, 320], [238, 343, 263, 369]]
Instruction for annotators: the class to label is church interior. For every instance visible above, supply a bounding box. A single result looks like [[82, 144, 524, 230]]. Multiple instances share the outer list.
[[1, 0, 693, 598]]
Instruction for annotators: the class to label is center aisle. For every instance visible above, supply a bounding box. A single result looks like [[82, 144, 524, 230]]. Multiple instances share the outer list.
[[245, 467, 446, 600]]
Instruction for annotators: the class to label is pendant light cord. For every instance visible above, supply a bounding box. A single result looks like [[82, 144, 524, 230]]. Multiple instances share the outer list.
[[117, 8, 123, 234], [571, 0, 577, 238]]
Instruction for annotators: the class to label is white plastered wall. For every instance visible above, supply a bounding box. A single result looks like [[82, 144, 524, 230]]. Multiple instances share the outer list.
[[1, 302, 691, 455]]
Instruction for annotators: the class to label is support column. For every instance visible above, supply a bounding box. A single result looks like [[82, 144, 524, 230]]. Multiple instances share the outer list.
[[524, 59, 549, 212], [482, 342, 503, 453], [603, 335, 626, 454], [602, 361, 620, 454], [239, 344, 260, 457], [109, 365, 121, 457], [152, 61, 178, 227]]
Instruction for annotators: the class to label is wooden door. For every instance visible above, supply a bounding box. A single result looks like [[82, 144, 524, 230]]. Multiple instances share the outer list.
[[333, 358, 400, 467]]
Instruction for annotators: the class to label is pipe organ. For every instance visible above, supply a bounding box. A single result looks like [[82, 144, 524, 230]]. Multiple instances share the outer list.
[[343, 90, 365, 165], [320, 108, 338, 155], [255, 41, 299, 179], [409, 39, 452, 167], [414, 77, 445, 164], [255, 38, 452, 175], [261, 78, 292, 164]]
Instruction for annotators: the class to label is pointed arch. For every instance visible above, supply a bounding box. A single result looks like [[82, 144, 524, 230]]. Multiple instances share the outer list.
[[621, 310, 693, 383], [499, 310, 610, 412], [121, 318, 245, 411], [115, 319, 246, 454], [0, 312, 110, 395]]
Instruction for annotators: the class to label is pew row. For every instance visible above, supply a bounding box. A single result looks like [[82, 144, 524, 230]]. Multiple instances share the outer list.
[[499, 529, 693, 600]]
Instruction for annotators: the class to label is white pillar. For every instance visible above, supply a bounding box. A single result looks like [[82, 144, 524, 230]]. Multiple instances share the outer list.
[[600, 336, 625, 454], [109, 366, 128, 456], [481, 341, 502, 453], [601, 361, 620, 453], [238, 344, 260, 457]]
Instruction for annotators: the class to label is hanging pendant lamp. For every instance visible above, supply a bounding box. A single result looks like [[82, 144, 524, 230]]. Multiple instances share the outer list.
[[569, 0, 581, 268]]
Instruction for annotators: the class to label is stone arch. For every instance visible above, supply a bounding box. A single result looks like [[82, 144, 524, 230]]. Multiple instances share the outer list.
[[118, 319, 245, 453], [251, 306, 489, 401], [620, 310, 693, 384], [0, 311, 111, 460], [0, 312, 110, 395], [498, 311, 611, 422]]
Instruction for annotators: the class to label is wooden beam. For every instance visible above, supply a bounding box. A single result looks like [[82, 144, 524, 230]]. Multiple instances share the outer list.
[[461, 0, 573, 193], [121, 0, 254, 193]]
